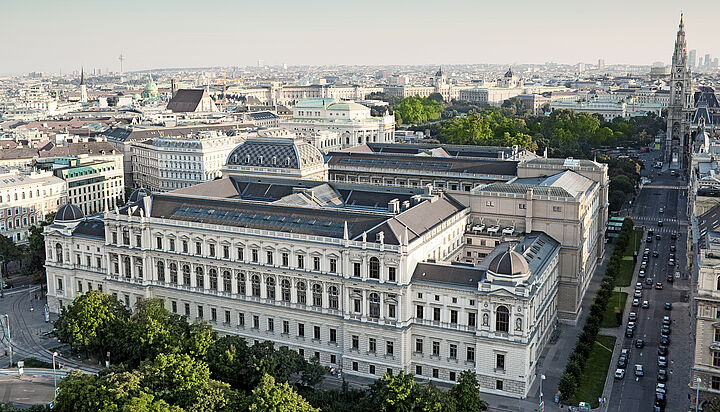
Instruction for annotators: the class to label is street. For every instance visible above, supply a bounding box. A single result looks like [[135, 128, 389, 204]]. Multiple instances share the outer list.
[[608, 151, 691, 412]]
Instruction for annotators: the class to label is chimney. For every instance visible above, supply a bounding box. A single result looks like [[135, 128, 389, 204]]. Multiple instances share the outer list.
[[402, 200, 410, 211], [411, 194, 423, 205]]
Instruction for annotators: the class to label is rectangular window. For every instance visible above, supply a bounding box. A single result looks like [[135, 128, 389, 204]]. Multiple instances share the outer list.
[[225, 310, 230, 323], [197, 305, 203, 319], [386, 341, 394, 356], [467, 347, 475, 362], [519, 203, 526, 209], [388, 267, 396, 282], [171, 301, 177, 313], [432, 341, 440, 356], [169, 239, 175, 251], [415, 338, 423, 353], [416, 305, 424, 319], [282, 253, 289, 267], [330, 258, 337, 273], [238, 313, 245, 326], [496, 354, 505, 370], [182, 241, 188, 253], [713, 376, 720, 390], [352, 335, 359, 349], [352, 362, 358, 371], [297, 255, 304, 269], [449, 344, 457, 359], [416, 365, 422, 375], [330, 328, 337, 343], [433, 368, 439, 378], [486, 201, 494, 207], [209, 244, 215, 257], [77, 280, 83, 293], [283, 320, 289, 334], [450, 372, 456, 381], [330, 354, 336, 364], [716, 329, 720, 343], [715, 351, 720, 367], [298, 323, 305, 337], [433, 307, 441, 321], [314, 326, 320, 340], [496, 380, 503, 391], [313, 256, 320, 271], [266, 251, 273, 265], [268, 318, 274, 331], [388, 304, 396, 318], [136, 235, 142, 247], [184, 303, 190, 316], [354, 299, 361, 313], [450, 310, 458, 324], [469, 313, 476, 327], [253, 315, 259, 329], [369, 338, 377, 352], [369, 365, 376, 375], [353, 262, 361, 277], [156, 237, 163, 249], [195, 242, 202, 255], [237, 248, 244, 261], [553, 206, 562, 212], [223, 245, 229, 259], [252, 249, 258, 263]]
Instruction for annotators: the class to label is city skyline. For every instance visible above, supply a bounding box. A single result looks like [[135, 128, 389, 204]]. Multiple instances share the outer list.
[[2, 0, 720, 75]]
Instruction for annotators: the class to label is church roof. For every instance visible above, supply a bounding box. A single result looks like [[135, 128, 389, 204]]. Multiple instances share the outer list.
[[167, 89, 207, 113]]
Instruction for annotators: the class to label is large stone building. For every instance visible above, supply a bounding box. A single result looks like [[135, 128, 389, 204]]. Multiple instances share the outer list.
[[279, 98, 395, 151], [232, 84, 384, 107], [131, 130, 245, 192], [666, 15, 695, 168], [43, 136, 566, 399], [0, 169, 66, 243]]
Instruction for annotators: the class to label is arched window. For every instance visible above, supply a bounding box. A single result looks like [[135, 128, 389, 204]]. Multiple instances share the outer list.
[[237, 272, 246, 295], [156, 261, 165, 282], [312, 283, 323, 307], [223, 271, 231, 292], [297, 281, 307, 304], [328, 286, 339, 310], [717, 276, 720, 291], [281, 279, 291, 302], [496, 306, 510, 333], [195, 267, 204, 288], [209, 269, 218, 290], [135, 257, 143, 279], [55, 243, 63, 263], [266, 277, 276, 300], [124, 257, 131, 279], [369, 257, 380, 279], [251, 275, 261, 297], [182, 265, 190, 285], [369, 293, 380, 318], [169, 263, 178, 284]]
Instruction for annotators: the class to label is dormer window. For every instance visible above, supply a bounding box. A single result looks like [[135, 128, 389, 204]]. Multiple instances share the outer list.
[[272, 156, 277, 165], [245, 155, 250, 163]]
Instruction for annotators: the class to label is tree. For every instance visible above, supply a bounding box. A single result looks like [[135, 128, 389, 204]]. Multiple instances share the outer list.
[[246, 373, 318, 412], [0, 234, 19, 280], [705, 397, 720, 412], [558, 372, 577, 403], [54, 290, 129, 357], [447, 370, 488, 412], [22, 213, 55, 284], [371, 371, 416, 411]]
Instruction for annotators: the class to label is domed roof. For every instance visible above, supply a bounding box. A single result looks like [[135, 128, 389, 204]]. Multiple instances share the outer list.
[[145, 76, 158, 91], [504, 67, 514, 78], [128, 188, 152, 204], [55, 203, 84, 222], [226, 133, 325, 171], [488, 249, 529, 277]]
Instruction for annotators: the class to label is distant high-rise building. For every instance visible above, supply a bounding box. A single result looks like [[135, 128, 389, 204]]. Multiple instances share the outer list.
[[705, 53, 711, 68], [689, 49, 697, 68], [79, 67, 87, 104], [597, 59, 605, 69], [258, 59, 264, 68]]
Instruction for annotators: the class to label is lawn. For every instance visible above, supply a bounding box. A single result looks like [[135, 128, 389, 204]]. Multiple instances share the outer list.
[[570, 335, 616, 408], [615, 257, 635, 287], [601, 291, 628, 328]]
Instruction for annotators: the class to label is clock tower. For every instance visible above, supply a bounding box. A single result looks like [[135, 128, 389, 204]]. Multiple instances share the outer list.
[[666, 14, 694, 168]]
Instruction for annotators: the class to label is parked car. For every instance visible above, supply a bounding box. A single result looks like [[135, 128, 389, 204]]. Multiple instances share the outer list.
[[635, 364, 644, 376], [653, 250, 659, 257], [667, 274, 675, 283], [660, 335, 670, 345], [642, 301, 650, 309], [663, 316, 671, 325], [670, 245, 676, 252], [629, 312, 638, 322], [665, 302, 672, 310], [636, 282, 643, 289], [639, 270, 646, 278], [625, 327, 634, 338], [647, 237, 653, 243], [659, 207, 664, 213], [635, 339, 645, 348], [656, 234, 661, 240], [658, 345, 668, 356], [615, 368, 626, 379], [658, 369, 667, 382], [632, 298, 640, 307], [646, 278, 654, 286], [656, 282, 664, 289], [662, 325, 671, 336], [671, 232, 678, 240], [658, 220, 663, 227], [658, 356, 668, 368], [668, 259, 675, 266], [634, 290, 643, 298]]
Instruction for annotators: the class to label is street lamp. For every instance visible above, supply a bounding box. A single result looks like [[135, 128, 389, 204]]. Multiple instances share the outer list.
[[697, 377, 702, 412], [52, 351, 58, 400], [539, 374, 546, 406]]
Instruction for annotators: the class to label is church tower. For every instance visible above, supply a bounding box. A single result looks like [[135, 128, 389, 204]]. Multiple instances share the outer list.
[[666, 14, 694, 167], [79, 67, 88, 104]]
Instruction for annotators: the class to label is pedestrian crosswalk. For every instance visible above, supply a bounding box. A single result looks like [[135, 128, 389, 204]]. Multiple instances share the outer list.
[[632, 216, 686, 225], [642, 184, 688, 190]]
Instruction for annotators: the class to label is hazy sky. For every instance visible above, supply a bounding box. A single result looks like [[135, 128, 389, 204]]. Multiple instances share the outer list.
[[1, 0, 718, 75]]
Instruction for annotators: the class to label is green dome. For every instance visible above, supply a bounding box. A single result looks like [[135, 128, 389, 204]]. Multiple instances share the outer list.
[[145, 80, 158, 91]]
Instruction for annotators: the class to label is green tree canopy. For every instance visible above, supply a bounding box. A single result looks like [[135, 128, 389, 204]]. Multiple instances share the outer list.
[[246, 373, 318, 412]]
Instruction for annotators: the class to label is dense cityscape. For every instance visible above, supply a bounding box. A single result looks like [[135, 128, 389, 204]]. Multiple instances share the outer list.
[[1, 3, 720, 412]]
